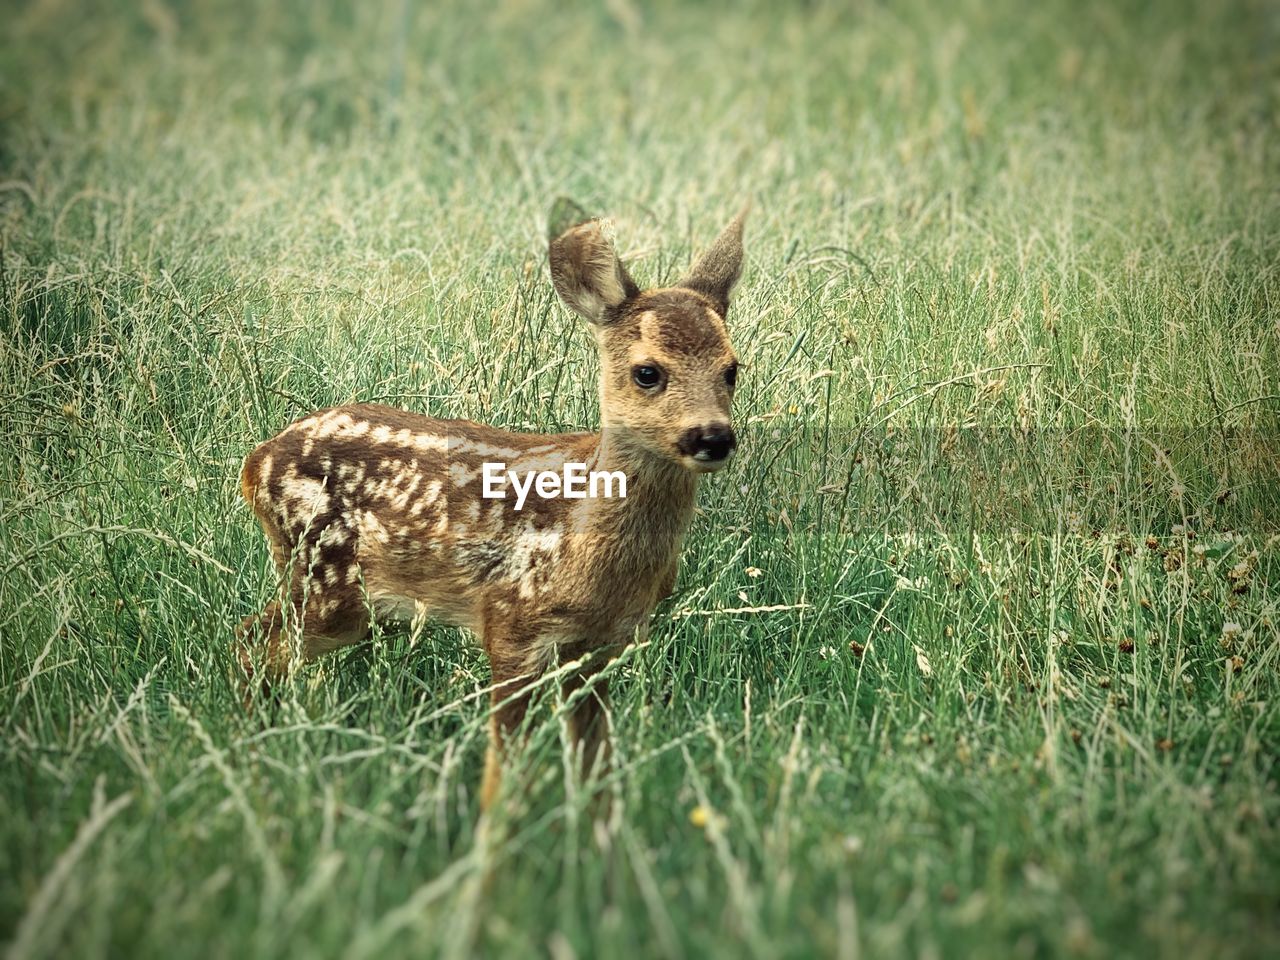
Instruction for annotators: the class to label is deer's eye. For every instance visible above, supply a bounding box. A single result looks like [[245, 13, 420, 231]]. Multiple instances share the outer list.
[[724, 362, 739, 388], [633, 365, 663, 389]]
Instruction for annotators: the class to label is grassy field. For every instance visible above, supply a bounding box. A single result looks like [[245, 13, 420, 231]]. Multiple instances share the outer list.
[[3, 0, 1279, 956]]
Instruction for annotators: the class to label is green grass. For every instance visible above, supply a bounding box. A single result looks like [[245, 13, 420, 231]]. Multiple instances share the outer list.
[[2, 0, 1279, 956]]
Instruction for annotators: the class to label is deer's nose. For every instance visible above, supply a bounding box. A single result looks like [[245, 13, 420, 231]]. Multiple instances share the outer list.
[[679, 424, 737, 462]]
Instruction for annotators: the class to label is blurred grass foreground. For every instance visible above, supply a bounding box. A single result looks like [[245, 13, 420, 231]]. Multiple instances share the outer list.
[[2, 1, 1279, 958]]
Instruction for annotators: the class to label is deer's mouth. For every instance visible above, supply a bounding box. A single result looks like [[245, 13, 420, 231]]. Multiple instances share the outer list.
[[686, 447, 736, 473]]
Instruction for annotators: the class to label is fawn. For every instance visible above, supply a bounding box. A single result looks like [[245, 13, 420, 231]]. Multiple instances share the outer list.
[[237, 207, 746, 809]]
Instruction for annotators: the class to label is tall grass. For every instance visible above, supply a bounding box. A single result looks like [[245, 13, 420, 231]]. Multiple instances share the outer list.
[[2, 0, 1278, 956]]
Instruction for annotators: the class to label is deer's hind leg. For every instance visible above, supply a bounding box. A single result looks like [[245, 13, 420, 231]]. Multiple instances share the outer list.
[[236, 511, 371, 702], [564, 670, 611, 782]]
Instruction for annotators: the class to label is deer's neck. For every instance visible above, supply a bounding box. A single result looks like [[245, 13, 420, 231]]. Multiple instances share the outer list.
[[585, 430, 700, 572]]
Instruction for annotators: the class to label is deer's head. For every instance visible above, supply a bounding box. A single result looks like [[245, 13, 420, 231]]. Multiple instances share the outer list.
[[549, 209, 746, 473]]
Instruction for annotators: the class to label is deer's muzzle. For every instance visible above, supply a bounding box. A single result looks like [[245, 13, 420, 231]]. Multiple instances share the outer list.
[[678, 424, 737, 467]]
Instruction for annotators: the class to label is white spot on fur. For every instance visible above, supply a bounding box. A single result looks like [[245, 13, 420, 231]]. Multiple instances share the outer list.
[[412, 433, 447, 454], [451, 438, 523, 460], [503, 526, 563, 599], [255, 454, 275, 494], [449, 463, 479, 487], [317, 524, 349, 548], [281, 474, 330, 520], [311, 412, 355, 440], [390, 471, 422, 510], [358, 512, 391, 545], [423, 480, 443, 506]]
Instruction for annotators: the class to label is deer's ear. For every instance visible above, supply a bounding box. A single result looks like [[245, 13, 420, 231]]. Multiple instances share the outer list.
[[680, 208, 748, 317], [548, 219, 639, 323]]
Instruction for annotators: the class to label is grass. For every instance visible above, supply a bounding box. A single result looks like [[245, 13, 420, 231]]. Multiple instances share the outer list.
[[2, 0, 1278, 956]]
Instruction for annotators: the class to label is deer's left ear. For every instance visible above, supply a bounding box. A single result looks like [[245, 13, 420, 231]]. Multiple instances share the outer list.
[[680, 207, 748, 317]]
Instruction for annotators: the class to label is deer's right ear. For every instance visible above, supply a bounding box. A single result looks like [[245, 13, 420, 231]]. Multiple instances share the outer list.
[[549, 220, 639, 323]]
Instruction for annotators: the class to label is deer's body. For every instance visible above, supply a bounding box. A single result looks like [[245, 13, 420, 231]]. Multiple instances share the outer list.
[[237, 209, 747, 808], [240, 403, 694, 669]]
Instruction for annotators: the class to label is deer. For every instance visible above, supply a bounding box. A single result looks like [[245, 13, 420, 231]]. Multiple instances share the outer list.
[[236, 206, 747, 810]]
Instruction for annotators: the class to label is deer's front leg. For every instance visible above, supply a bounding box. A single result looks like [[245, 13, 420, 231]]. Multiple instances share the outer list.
[[479, 639, 539, 812]]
